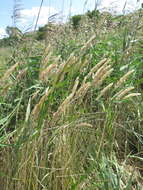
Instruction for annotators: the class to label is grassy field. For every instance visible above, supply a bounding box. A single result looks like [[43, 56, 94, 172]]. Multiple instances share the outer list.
[[0, 47, 12, 77], [0, 9, 143, 190]]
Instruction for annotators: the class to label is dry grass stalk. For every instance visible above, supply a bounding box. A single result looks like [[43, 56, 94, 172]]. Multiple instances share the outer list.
[[115, 70, 134, 89], [96, 69, 114, 87], [71, 77, 80, 95], [88, 58, 109, 78], [114, 87, 135, 100], [96, 83, 113, 100], [75, 82, 91, 99], [25, 98, 31, 122], [41, 45, 52, 68], [42, 52, 53, 69], [92, 68, 113, 87], [53, 77, 79, 119], [93, 64, 111, 80], [60, 55, 77, 81], [54, 54, 76, 84], [31, 90, 40, 100], [58, 53, 76, 72], [39, 64, 58, 81], [1, 62, 19, 82], [91, 58, 110, 75], [32, 87, 50, 118], [66, 53, 77, 68], [44, 44, 51, 56], [80, 35, 96, 54], [82, 58, 110, 85], [76, 123, 93, 128], [78, 55, 91, 72], [123, 93, 141, 100]]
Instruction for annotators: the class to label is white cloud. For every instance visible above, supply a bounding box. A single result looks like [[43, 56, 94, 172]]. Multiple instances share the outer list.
[[0, 28, 7, 39], [21, 6, 58, 30], [98, 0, 143, 14], [78, 0, 142, 14]]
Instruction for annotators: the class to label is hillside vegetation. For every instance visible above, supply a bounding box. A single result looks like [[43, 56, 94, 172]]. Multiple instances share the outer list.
[[0, 9, 143, 190]]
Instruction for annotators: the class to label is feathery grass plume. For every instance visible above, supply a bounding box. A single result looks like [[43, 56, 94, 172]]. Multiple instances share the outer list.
[[75, 82, 91, 100], [60, 54, 78, 81], [41, 45, 52, 68], [88, 58, 109, 77], [76, 123, 93, 128], [114, 87, 135, 100], [39, 63, 58, 81], [96, 83, 113, 100], [0, 62, 19, 82], [53, 77, 79, 120], [59, 53, 76, 71], [80, 35, 96, 55], [77, 54, 91, 72], [41, 51, 53, 72], [114, 70, 135, 89], [93, 64, 111, 79], [92, 64, 113, 87], [54, 53, 76, 84], [93, 68, 114, 87], [42, 51, 53, 68], [71, 77, 80, 95], [65, 53, 77, 68], [82, 58, 110, 85], [43, 44, 51, 56], [32, 87, 50, 118], [123, 93, 141, 100]]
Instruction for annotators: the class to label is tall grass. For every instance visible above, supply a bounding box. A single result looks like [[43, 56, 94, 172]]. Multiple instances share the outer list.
[[0, 7, 143, 190]]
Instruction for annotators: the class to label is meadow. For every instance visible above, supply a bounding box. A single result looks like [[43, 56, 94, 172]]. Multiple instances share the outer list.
[[0, 8, 143, 190]]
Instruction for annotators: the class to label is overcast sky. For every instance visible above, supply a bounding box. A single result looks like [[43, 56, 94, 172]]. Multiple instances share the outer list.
[[0, 0, 142, 38]]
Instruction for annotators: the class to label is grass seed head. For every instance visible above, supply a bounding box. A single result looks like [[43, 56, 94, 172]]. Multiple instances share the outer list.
[[96, 83, 113, 100], [1, 62, 19, 82], [32, 87, 50, 118], [93, 68, 113, 87], [123, 93, 141, 100], [115, 70, 135, 89], [115, 87, 135, 100]]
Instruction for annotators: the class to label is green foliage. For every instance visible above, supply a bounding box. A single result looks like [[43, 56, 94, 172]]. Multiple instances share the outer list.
[[71, 14, 82, 29], [36, 24, 48, 40], [86, 9, 100, 19], [0, 26, 23, 47], [0, 37, 11, 47], [6, 26, 22, 39]]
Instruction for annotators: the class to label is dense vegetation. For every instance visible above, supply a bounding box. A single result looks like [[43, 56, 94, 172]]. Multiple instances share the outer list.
[[0, 8, 143, 190]]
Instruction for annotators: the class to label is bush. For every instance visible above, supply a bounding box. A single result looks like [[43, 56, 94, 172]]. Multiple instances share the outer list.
[[86, 10, 100, 19], [71, 14, 82, 29]]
